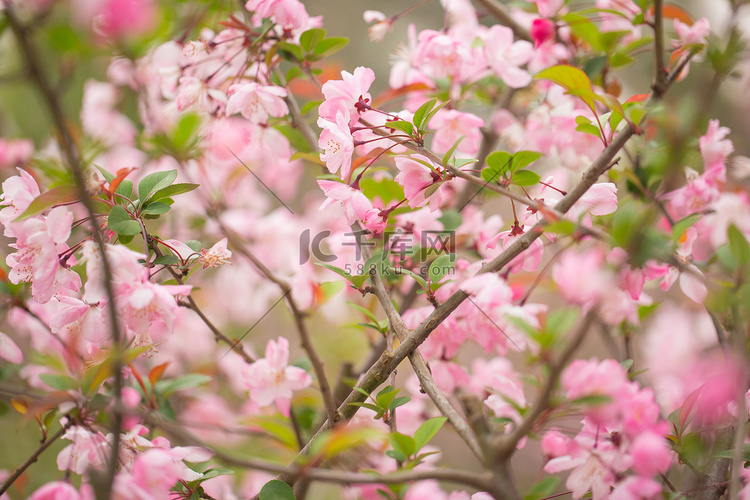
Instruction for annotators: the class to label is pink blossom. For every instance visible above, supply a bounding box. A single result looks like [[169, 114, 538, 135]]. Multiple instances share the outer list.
[[199, 238, 232, 269], [241, 336, 313, 416], [629, 431, 672, 476], [394, 155, 446, 211], [95, 0, 157, 39], [0, 331, 23, 364], [28, 481, 84, 500], [176, 76, 227, 114], [413, 29, 475, 82], [609, 476, 663, 500], [552, 247, 612, 309], [673, 18, 710, 47], [486, 227, 544, 273], [363, 10, 392, 42], [0, 138, 33, 169], [541, 429, 571, 457], [571, 182, 618, 217], [666, 168, 720, 219], [226, 83, 289, 123], [482, 26, 534, 88], [319, 67, 376, 125], [7, 207, 76, 304], [57, 426, 109, 474], [318, 111, 355, 179], [531, 0, 564, 17], [0, 168, 41, 237], [317, 180, 385, 231], [699, 119, 733, 178], [245, 0, 310, 30], [531, 18, 556, 47], [429, 110, 485, 156], [659, 227, 708, 303]]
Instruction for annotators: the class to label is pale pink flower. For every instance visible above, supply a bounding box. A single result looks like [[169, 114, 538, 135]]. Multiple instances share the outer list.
[[0, 138, 33, 169], [485, 227, 544, 273], [531, 0, 564, 17], [394, 155, 446, 211], [363, 10, 392, 42], [319, 66, 376, 125], [552, 247, 612, 309], [199, 238, 232, 269], [0, 331, 23, 364], [81, 80, 137, 147], [527, 39, 571, 73], [318, 111, 355, 179], [245, 0, 310, 30], [482, 26, 534, 88], [413, 29, 475, 81], [176, 76, 227, 114], [629, 431, 672, 476], [241, 336, 313, 416], [57, 426, 109, 474], [673, 17, 710, 47], [28, 481, 84, 500], [570, 182, 618, 217], [541, 429, 571, 457], [95, 0, 157, 39], [429, 110, 485, 156], [50, 296, 110, 344], [226, 83, 289, 123], [0, 168, 41, 237], [610, 476, 663, 500], [665, 168, 720, 219], [699, 119, 733, 178], [7, 207, 76, 303], [659, 227, 708, 303]]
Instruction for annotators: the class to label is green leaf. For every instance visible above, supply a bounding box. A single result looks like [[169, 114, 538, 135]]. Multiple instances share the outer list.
[[577, 122, 602, 137], [115, 179, 133, 199], [671, 214, 702, 242], [138, 170, 179, 204], [348, 303, 381, 325], [154, 255, 180, 266], [150, 183, 199, 201], [300, 28, 326, 52], [107, 205, 142, 236], [39, 373, 79, 391], [390, 396, 410, 411], [155, 374, 211, 397], [414, 416, 447, 451], [483, 151, 513, 181], [387, 120, 415, 136], [141, 202, 171, 216], [561, 13, 603, 52], [259, 479, 296, 500], [511, 170, 541, 187], [313, 37, 349, 56], [412, 98, 437, 130], [572, 395, 612, 406], [535, 65, 597, 113], [428, 254, 456, 283], [376, 385, 398, 410], [728, 224, 750, 266], [524, 476, 560, 500], [442, 136, 466, 166], [172, 113, 202, 151], [15, 186, 79, 221], [389, 432, 416, 458]]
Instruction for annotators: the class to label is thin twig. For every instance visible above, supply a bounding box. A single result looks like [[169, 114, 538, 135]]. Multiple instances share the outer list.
[[222, 226, 341, 425], [4, 8, 125, 495], [352, 223, 485, 462], [0, 421, 73, 495], [147, 239, 257, 364], [496, 311, 596, 457], [472, 0, 532, 42]]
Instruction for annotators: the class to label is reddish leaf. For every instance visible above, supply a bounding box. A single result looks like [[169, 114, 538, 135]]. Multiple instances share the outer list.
[[149, 362, 170, 387], [625, 94, 649, 103], [679, 386, 702, 432], [107, 167, 137, 198], [648, 4, 694, 25]]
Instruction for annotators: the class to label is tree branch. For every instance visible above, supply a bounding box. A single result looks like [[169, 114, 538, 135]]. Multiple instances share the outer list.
[[221, 226, 341, 426], [472, 0, 532, 42], [352, 223, 485, 462], [4, 8, 125, 495], [0, 421, 73, 496]]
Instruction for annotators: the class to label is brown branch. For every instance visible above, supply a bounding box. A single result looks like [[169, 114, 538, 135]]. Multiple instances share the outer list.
[[4, 7, 125, 495], [496, 311, 596, 457], [147, 238, 257, 364], [352, 223, 485, 462], [472, 0, 532, 42], [0, 421, 73, 495], [221, 226, 341, 426], [651, 0, 668, 97]]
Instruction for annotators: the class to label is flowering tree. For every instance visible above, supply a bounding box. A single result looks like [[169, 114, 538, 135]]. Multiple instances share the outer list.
[[0, 0, 749, 499]]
